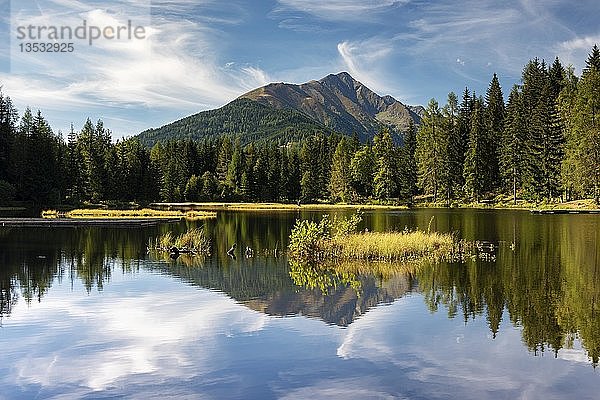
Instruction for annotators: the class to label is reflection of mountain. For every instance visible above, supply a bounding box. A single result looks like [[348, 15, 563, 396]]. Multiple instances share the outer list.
[[148, 258, 413, 327], [2, 211, 600, 366]]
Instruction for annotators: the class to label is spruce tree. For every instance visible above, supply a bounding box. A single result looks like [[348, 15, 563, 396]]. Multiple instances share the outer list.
[[400, 119, 418, 200], [572, 46, 600, 202], [0, 91, 17, 184], [500, 86, 527, 203], [374, 129, 398, 200], [464, 97, 487, 201], [484, 74, 505, 192], [442, 92, 460, 202], [416, 99, 446, 202], [329, 137, 353, 202]]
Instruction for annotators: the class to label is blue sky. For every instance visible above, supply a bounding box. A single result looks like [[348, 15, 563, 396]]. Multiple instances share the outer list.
[[1, 0, 599, 139]]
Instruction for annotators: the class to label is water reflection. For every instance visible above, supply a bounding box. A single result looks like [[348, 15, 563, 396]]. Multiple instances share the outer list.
[[1, 210, 599, 367]]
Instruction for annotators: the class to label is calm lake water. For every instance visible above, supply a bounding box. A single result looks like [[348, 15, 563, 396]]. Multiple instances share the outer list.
[[1, 209, 599, 399]]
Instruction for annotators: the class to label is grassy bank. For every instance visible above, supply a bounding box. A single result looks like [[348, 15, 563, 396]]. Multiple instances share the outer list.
[[42, 208, 217, 220], [150, 202, 409, 212], [417, 197, 599, 211]]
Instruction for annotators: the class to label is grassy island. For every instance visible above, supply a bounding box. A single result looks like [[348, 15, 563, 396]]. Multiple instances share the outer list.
[[288, 211, 456, 264]]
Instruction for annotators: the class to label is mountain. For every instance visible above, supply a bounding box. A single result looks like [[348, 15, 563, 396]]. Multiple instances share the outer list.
[[137, 98, 332, 147], [137, 72, 421, 146], [241, 71, 421, 137]]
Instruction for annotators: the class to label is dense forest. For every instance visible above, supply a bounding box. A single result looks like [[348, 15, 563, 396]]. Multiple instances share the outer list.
[[137, 98, 335, 147], [0, 45, 599, 207]]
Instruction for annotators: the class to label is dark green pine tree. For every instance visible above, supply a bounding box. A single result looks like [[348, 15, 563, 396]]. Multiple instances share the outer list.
[[65, 125, 85, 204], [442, 92, 459, 203], [241, 143, 256, 201], [266, 143, 281, 201], [548, 57, 565, 100], [184, 174, 202, 202], [216, 136, 233, 188], [374, 129, 398, 200], [455, 87, 473, 197], [484, 73, 505, 192], [399, 119, 418, 200], [285, 147, 302, 202], [225, 137, 243, 197], [570, 46, 600, 203], [584, 44, 600, 72], [500, 86, 527, 203], [252, 146, 269, 201], [0, 91, 18, 184], [520, 58, 547, 198], [329, 137, 354, 202], [464, 97, 487, 201], [300, 136, 321, 203], [416, 99, 446, 202]]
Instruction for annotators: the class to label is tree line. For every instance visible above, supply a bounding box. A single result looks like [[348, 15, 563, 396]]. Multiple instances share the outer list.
[[0, 45, 599, 206]]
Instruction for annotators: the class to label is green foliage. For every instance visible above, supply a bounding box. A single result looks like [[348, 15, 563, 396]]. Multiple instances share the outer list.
[[137, 98, 332, 147], [416, 99, 446, 201], [464, 97, 487, 200], [374, 129, 398, 200], [288, 218, 330, 259], [329, 137, 353, 202], [288, 259, 362, 295], [1, 45, 599, 207], [185, 174, 202, 201], [0, 180, 16, 203], [350, 144, 375, 198]]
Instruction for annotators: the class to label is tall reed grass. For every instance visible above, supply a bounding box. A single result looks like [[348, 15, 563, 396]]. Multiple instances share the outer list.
[[149, 228, 211, 255], [289, 211, 455, 263]]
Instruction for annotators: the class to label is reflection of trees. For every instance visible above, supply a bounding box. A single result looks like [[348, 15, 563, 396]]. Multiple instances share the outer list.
[[417, 212, 600, 366], [0, 225, 153, 321], [289, 259, 362, 295]]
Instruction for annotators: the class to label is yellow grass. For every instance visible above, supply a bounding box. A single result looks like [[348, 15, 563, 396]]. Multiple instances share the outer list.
[[151, 202, 408, 211], [329, 230, 455, 262], [149, 228, 211, 256], [419, 196, 599, 211], [41, 209, 60, 218], [42, 208, 217, 220]]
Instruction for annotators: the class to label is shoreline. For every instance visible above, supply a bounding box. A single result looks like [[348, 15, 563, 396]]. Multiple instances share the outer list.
[[0, 218, 182, 227]]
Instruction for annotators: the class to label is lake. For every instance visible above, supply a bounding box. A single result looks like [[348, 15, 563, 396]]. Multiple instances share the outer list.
[[1, 209, 599, 399]]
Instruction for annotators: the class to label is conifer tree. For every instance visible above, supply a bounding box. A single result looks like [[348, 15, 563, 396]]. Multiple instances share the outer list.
[[442, 92, 459, 202], [558, 67, 580, 200], [571, 46, 600, 202], [464, 97, 487, 201], [374, 129, 398, 200], [484, 74, 505, 191], [500, 86, 527, 203], [399, 119, 418, 200], [416, 99, 446, 202], [0, 91, 18, 184], [350, 144, 375, 199], [329, 137, 353, 202]]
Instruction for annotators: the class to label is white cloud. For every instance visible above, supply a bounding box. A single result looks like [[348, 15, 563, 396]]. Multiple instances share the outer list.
[[556, 34, 600, 72], [275, 0, 408, 21], [6, 276, 268, 392], [4, 0, 270, 137], [337, 39, 394, 95], [394, 0, 581, 76]]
